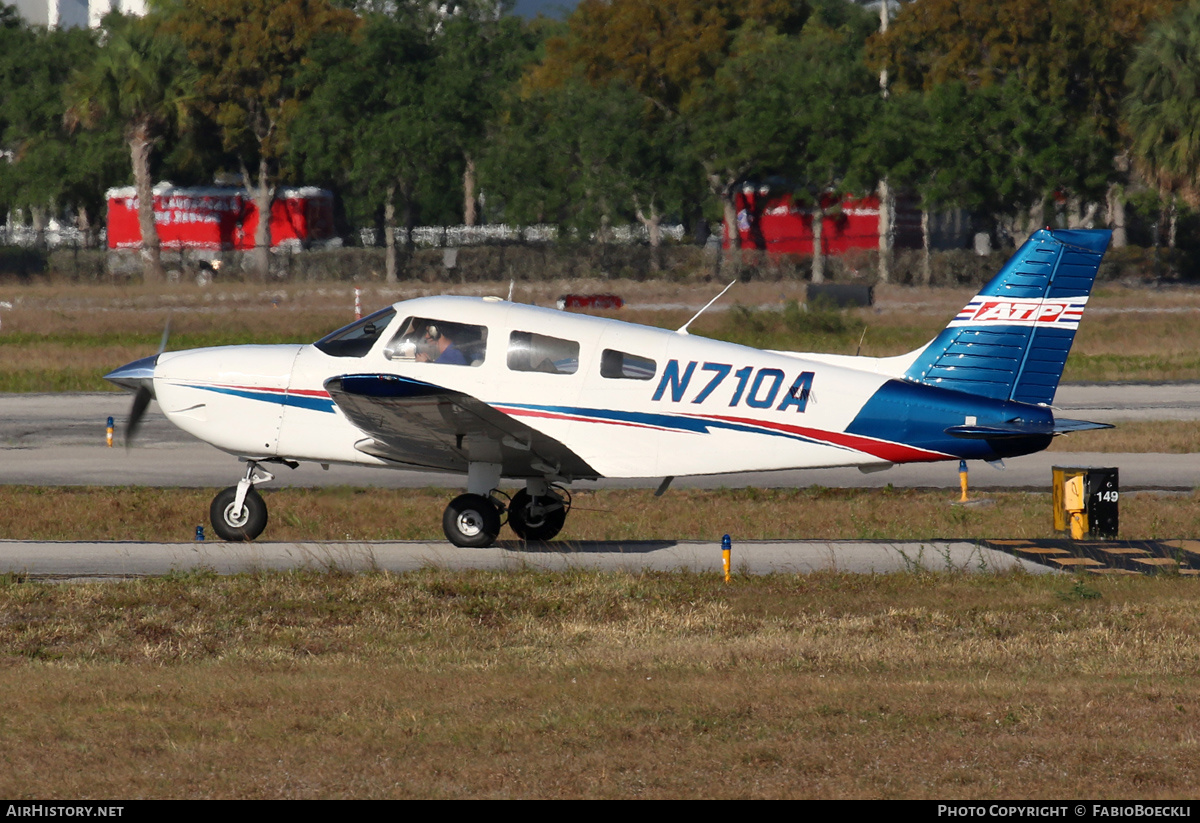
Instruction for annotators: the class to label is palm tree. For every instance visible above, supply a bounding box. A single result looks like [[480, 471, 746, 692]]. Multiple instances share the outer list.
[[66, 14, 192, 283], [1124, 0, 1200, 234]]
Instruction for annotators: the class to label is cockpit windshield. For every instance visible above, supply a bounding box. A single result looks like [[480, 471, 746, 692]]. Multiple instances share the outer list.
[[314, 307, 398, 358]]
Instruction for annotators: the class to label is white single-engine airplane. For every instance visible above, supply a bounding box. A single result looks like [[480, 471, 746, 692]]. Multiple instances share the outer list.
[[107, 228, 1113, 547]]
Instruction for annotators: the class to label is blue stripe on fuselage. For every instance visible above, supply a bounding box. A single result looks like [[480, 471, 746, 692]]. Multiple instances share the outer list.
[[183, 384, 336, 413], [498, 402, 847, 450]]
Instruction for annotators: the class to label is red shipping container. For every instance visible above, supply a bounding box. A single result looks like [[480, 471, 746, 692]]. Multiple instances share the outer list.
[[106, 184, 335, 251], [726, 189, 921, 255]]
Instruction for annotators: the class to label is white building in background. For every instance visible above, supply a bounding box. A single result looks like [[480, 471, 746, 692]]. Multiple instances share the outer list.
[[11, 0, 146, 29]]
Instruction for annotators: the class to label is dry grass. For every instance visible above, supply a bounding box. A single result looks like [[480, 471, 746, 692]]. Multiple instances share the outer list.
[[5, 280, 1200, 389], [3, 486, 1200, 542], [1, 569, 1199, 798]]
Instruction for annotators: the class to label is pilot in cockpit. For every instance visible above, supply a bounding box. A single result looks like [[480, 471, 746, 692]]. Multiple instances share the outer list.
[[386, 318, 486, 366], [416, 323, 467, 365]]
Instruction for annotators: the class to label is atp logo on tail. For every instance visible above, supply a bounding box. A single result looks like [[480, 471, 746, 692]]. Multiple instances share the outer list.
[[949, 296, 1087, 329]]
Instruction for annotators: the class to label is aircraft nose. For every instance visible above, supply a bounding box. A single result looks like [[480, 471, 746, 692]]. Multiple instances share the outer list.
[[104, 354, 159, 394]]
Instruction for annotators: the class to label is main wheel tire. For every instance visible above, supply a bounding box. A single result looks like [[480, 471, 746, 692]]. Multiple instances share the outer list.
[[443, 493, 502, 548], [508, 488, 567, 542], [210, 485, 268, 542]]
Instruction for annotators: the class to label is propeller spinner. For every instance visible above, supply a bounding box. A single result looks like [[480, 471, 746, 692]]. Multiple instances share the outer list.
[[104, 319, 170, 446], [103, 354, 158, 446]]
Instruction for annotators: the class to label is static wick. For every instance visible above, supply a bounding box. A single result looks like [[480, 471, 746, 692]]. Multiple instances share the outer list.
[[722, 534, 732, 583]]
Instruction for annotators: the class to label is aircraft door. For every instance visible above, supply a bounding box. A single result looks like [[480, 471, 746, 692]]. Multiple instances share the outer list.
[[575, 325, 668, 477]]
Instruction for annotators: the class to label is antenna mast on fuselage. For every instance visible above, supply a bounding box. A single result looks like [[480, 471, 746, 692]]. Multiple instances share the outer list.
[[677, 280, 737, 335]]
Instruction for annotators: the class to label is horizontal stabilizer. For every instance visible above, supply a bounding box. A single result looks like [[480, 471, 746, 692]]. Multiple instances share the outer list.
[[944, 418, 1113, 440]]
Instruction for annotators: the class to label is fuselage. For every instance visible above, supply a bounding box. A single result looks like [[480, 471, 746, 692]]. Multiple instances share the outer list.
[[142, 294, 1056, 480]]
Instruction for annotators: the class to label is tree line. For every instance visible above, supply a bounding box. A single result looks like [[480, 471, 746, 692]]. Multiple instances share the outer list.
[[1, 0, 1198, 284]]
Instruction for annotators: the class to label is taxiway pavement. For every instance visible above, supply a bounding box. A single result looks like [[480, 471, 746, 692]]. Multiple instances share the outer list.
[[0, 537, 1052, 579]]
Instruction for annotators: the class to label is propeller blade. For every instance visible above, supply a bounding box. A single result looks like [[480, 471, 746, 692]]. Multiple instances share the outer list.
[[126, 385, 153, 448], [158, 315, 172, 354]]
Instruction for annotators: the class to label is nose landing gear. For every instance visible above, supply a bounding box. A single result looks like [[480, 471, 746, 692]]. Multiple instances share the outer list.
[[209, 461, 280, 542], [210, 485, 268, 541]]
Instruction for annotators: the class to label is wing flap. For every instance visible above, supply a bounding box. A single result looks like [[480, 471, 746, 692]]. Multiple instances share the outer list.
[[325, 373, 599, 479]]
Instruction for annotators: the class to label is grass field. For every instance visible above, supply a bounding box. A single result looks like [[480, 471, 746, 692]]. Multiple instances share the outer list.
[[2, 569, 1200, 798], [2, 486, 1199, 543]]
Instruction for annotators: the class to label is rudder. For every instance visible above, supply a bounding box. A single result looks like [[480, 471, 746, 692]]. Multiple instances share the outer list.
[[904, 228, 1111, 405]]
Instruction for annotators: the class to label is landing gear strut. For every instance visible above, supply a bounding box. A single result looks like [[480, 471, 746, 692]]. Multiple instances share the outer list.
[[209, 461, 275, 541]]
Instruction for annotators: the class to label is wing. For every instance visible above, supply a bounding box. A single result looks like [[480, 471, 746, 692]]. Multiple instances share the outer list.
[[324, 373, 599, 480]]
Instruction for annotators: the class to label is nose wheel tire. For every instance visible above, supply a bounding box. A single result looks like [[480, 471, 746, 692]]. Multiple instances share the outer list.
[[210, 485, 268, 542], [443, 493, 503, 548], [508, 488, 568, 542]]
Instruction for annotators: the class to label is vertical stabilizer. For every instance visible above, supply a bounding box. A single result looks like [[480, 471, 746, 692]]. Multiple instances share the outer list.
[[903, 228, 1110, 405]]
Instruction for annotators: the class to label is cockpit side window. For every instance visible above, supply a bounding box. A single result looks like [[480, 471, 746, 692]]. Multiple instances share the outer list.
[[314, 307, 398, 358], [384, 317, 488, 366], [507, 331, 579, 375], [600, 349, 657, 380]]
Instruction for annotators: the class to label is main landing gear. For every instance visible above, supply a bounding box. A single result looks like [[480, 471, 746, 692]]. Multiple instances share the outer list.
[[440, 487, 570, 548], [442, 493, 503, 548], [440, 467, 571, 548], [507, 486, 569, 542]]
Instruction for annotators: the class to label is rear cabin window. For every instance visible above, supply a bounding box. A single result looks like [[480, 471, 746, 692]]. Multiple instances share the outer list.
[[384, 317, 488, 366], [507, 331, 579, 375], [314, 307, 397, 358], [600, 349, 657, 381]]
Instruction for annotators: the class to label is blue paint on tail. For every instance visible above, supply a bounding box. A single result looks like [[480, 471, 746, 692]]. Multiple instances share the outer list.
[[846, 378, 1057, 461], [904, 228, 1111, 405]]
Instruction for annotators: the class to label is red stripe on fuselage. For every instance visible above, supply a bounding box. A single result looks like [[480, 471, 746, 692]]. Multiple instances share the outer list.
[[686, 412, 950, 462], [201, 383, 330, 398], [495, 403, 949, 463]]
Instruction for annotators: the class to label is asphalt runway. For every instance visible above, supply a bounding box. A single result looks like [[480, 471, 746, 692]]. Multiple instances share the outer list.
[[2, 384, 1197, 491]]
